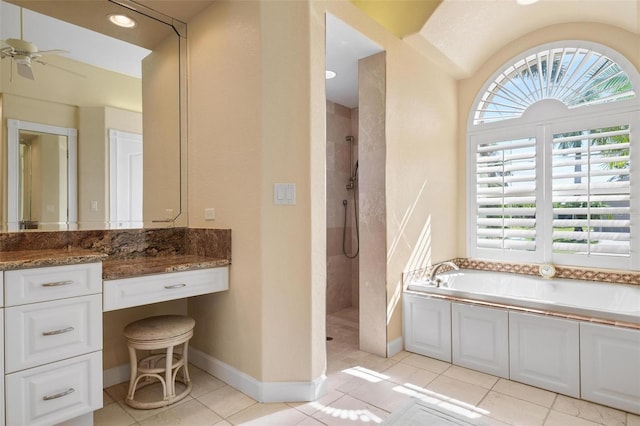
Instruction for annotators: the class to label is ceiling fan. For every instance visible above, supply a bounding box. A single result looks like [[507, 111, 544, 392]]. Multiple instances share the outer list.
[[0, 7, 78, 80]]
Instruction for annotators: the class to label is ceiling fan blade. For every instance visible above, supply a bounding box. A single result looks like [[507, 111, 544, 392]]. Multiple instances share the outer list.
[[36, 49, 69, 57], [34, 59, 86, 78], [16, 62, 34, 80]]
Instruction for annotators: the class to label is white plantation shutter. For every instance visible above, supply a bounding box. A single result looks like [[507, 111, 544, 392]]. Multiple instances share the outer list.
[[475, 137, 537, 253], [551, 125, 631, 257]]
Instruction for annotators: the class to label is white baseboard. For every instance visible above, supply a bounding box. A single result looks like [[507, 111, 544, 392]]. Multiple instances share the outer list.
[[189, 347, 327, 403], [102, 349, 327, 403], [387, 336, 403, 358]]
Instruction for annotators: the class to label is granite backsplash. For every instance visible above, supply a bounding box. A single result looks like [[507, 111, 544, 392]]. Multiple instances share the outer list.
[[0, 228, 231, 262]]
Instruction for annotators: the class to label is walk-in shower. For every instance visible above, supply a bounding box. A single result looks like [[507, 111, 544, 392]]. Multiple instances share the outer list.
[[343, 135, 359, 259]]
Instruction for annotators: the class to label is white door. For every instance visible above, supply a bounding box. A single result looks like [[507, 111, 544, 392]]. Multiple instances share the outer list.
[[109, 130, 143, 228]]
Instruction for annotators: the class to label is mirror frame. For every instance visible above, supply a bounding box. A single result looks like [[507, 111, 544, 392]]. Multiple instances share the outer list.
[[7, 118, 78, 231]]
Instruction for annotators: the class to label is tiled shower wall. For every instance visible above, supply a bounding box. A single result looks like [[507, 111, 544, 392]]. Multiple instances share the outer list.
[[326, 100, 359, 314]]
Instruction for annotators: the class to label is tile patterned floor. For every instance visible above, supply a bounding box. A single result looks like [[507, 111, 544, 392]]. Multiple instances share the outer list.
[[95, 307, 640, 425]]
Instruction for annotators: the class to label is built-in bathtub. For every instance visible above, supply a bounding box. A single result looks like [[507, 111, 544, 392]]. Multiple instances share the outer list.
[[406, 269, 640, 325], [403, 269, 640, 414]]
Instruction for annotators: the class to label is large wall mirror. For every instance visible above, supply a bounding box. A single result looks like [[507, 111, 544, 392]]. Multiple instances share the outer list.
[[0, 0, 204, 231]]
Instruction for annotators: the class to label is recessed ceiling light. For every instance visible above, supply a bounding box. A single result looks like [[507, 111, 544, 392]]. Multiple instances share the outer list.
[[108, 14, 137, 28], [326, 70, 337, 79], [516, 0, 540, 5]]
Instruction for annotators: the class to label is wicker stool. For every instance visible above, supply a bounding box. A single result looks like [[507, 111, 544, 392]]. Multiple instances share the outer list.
[[123, 315, 195, 409]]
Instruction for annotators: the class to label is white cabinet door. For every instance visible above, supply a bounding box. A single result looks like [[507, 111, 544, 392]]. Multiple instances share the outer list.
[[6, 351, 102, 426], [581, 323, 640, 414], [452, 303, 509, 378], [5, 263, 102, 306], [0, 310, 4, 426], [5, 294, 102, 373], [509, 312, 580, 397], [403, 294, 451, 362]]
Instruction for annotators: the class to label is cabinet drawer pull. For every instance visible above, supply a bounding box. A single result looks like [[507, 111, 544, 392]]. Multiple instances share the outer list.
[[43, 388, 75, 401], [41, 280, 74, 287], [42, 326, 75, 336], [164, 283, 187, 289]]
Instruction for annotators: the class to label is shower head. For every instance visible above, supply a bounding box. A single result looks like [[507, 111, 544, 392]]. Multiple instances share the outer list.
[[346, 136, 355, 143]]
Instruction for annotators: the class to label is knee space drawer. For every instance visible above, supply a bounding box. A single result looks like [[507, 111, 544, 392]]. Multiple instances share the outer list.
[[103, 266, 229, 311], [5, 263, 102, 306]]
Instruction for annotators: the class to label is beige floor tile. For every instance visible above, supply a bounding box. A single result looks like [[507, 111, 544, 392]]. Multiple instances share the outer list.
[[226, 402, 309, 425], [346, 379, 415, 413], [103, 390, 115, 406], [544, 410, 601, 426], [188, 365, 227, 398], [442, 365, 500, 389], [400, 353, 451, 374], [105, 382, 131, 403], [93, 402, 137, 426], [289, 388, 345, 416], [492, 379, 557, 408], [311, 394, 389, 425], [389, 350, 411, 362], [553, 395, 626, 426], [295, 416, 327, 425], [138, 399, 222, 426], [381, 361, 438, 387], [628, 413, 640, 426], [425, 374, 491, 406], [478, 391, 549, 426], [117, 391, 194, 422], [197, 384, 257, 419]]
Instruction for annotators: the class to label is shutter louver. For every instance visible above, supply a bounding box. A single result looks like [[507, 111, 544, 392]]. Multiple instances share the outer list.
[[551, 125, 631, 257], [476, 137, 537, 252]]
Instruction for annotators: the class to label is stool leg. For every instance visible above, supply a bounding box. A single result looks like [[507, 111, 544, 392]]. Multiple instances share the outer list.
[[165, 345, 174, 400], [127, 346, 138, 400], [182, 341, 191, 383]]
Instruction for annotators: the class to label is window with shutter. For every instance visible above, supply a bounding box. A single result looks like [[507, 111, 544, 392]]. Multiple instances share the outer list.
[[468, 41, 639, 269]]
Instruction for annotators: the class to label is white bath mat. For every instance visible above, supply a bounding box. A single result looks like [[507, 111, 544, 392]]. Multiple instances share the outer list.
[[382, 398, 489, 426]]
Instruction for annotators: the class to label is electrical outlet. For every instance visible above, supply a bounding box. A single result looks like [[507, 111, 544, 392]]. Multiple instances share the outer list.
[[205, 208, 215, 221]]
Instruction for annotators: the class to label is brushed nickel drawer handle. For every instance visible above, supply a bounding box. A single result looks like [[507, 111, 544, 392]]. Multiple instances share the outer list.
[[42, 326, 74, 336], [165, 283, 187, 289], [43, 388, 75, 401], [41, 280, 74, 287]]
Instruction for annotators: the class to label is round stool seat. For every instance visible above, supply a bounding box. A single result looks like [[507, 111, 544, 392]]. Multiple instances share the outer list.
[[123, 315, 195, 410], [125, 315, 195, 343]]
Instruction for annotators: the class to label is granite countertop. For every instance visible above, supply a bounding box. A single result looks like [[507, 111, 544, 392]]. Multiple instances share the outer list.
[[102, 255, 230, 280], [0, 249, 230, 280], [0, 248, 108, 270]]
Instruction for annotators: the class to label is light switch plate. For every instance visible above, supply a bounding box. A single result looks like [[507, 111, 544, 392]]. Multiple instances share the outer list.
[[274, 183, 296, 205]]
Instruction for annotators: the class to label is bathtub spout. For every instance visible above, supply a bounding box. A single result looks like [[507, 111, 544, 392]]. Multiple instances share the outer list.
[[428, 261, 459, 287]]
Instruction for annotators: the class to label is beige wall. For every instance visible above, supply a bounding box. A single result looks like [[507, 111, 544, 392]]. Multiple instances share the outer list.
[[456, 23, 640, 257], [186, 0, 458, 385]]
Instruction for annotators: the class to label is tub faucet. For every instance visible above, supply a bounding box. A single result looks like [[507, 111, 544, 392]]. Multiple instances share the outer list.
[[428, 261, 459, 286]]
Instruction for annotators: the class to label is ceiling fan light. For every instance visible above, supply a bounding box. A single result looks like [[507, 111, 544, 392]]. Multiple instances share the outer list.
[[108, 14, 136, 28]]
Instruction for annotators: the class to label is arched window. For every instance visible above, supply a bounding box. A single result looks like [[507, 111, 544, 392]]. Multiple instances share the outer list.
[[467, 41, 640, 270]]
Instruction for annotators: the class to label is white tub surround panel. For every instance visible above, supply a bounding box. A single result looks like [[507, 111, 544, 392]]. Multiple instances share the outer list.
[[403, 293, 451, 362], [509, 312, 580, 397], [452, 303, 509, 379], [0, 274, 4, 426], [581, 323, 640, 414]]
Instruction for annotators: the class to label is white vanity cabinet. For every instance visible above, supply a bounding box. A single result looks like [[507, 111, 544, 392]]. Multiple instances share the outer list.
[[452, 303, 509, 378], [4, 263, 103, 426], [403, 293, 451, 362], [509, 312, 580, 397], [580, 322, 640, 414], [0, 273, 5, 426]]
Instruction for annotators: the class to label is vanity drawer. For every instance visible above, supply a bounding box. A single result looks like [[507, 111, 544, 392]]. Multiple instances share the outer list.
[[103, 266, 229, 311], [5, 294, 102, 373], [5, 351, 102, 426], [5, 262, 102, 306]]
